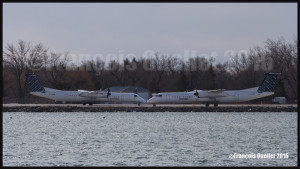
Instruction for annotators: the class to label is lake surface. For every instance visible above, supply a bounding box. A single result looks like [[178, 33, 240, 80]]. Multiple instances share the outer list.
[[3, 112, 297, 166]]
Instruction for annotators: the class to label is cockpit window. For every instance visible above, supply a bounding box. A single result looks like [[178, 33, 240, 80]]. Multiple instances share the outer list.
[[134, 94, 137, 97], [156, 94, 162, 97]]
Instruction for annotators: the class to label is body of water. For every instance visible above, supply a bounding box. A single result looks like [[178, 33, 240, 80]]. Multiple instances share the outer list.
[[3, 112, 297, 166]]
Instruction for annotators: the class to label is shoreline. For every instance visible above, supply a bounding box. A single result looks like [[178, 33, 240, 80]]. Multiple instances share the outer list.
[[2, 104, 298, 112]]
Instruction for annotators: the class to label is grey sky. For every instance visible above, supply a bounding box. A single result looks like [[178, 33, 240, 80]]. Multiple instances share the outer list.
[[3, 3, 297, 64]]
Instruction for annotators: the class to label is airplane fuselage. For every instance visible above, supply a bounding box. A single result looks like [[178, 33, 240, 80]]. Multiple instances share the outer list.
[[30, 87, 146, 104], [147, 87, 274, 104]]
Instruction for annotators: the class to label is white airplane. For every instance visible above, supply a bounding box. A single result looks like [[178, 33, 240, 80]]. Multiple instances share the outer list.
[[25, 73, 146, 105], [147, 72, 281, 107]]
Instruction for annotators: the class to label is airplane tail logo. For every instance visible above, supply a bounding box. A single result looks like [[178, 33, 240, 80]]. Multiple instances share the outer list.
[[257, 72, 280, 93], [25, 73, 46, 93]]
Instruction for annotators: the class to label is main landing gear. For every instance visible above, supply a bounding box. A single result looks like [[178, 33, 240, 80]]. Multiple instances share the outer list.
[[83, 103, 93, 106], [205, 103, 219, 107]]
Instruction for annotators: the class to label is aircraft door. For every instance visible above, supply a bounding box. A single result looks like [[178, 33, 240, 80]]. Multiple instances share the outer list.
[[166, 95, 170, 102], [235, 92, 239, 102]]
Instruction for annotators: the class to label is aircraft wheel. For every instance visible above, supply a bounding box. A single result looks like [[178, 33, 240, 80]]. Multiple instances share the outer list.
[[205, 103, 209, 107]]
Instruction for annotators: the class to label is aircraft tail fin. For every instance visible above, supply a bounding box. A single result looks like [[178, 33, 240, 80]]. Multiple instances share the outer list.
[[25, 73, 46, 93], [257, 72, 280, 93]]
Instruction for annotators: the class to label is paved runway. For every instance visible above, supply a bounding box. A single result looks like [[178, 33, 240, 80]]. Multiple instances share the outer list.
[[3, 103, 297, 107]]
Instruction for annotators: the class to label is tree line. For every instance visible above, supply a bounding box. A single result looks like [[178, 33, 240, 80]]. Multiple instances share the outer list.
[[2, 37, 297, 102]]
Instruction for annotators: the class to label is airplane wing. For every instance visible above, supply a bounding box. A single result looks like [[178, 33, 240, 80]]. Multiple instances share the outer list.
[[78, 90, 107, 98], [206, 89, 225, 94], [198, 89, 228, 98], [78, 89, 90, 93]]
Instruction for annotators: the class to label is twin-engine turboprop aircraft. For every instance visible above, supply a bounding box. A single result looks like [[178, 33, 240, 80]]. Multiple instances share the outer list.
[[25, 73, 146, 105], [26, 72, 280, 107], [147, 73, 280, 107]]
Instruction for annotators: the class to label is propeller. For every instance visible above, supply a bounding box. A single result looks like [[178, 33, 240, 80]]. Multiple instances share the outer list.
[[194, 90, 199, 97], [107, 88, 111, 97]]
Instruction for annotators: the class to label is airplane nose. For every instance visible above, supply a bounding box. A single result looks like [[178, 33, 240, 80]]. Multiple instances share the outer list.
[[147, 97, 155, 104], [138, 96, 146, 103], [141, 98, 147, 103]]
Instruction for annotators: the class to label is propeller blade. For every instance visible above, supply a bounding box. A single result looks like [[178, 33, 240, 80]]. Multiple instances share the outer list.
[[107, 88, 111, 97], [194, 90, 199, 97]]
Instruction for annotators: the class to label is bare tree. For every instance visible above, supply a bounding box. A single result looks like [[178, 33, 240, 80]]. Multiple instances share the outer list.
[[151, 53, 169, 92], [185, 56, 210, 90], [3, 40, 48, 98], [2, 37, 297, 103], [107, 60, 125, 85], [214, 62, 229, 89], [43, 52, 70, 89], [165, 55, 181, 78], [26, 43, 48, 72], [264, 37, 298, 100], [3, 41, 37, 98], [81, 59, 106, 89]]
